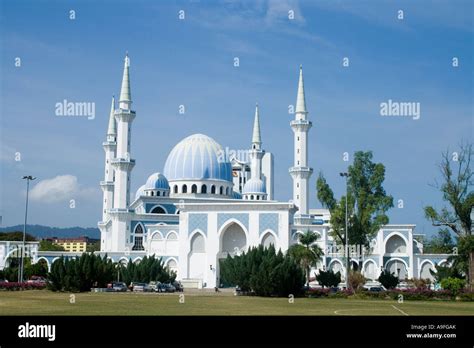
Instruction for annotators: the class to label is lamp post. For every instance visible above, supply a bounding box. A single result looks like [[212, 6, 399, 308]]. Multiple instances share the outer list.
[[18, 175, 36, 283], [339, 172, 349, 289]]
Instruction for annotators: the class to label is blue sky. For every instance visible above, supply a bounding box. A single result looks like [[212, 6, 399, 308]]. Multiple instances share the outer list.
[[1, 0, 472, 237]]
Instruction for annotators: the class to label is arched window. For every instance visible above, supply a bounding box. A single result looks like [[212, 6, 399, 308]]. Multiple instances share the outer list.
[[225, 187, 229, 195], [174, 185, 178, 194], [192, 184, 197, 193], [132, 237, 144, 251], [182, 184, 187, 193], [250, 195, 254, 200], [151, 191, 154, 196], [211, 185, 216, 194], [151, 206, 166, 214], [134, 224, 143, 234], [157, 191, 160, 196], [256, 195, 260, 200], [219, 186, 223, 195], [201, 185, 207, 194]]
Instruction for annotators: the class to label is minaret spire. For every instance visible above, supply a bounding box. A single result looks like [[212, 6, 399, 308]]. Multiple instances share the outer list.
[[252, 103, 261, 149], [119, 53, 131, 110], [107, 96, 116, 137], [289, 65, 313, 216], [295, 65, 307, 118]]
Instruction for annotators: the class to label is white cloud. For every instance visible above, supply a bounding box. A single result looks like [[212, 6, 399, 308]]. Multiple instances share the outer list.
[[29, 175, 98, 203]]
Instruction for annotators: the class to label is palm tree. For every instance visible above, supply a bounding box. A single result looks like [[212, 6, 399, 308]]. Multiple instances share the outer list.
[[288, 230, 324, 286]]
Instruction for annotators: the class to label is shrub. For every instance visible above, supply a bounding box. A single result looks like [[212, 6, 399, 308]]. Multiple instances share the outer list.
[[458, 290, 474, 301], [121, 255, 175, 286], [378, 270, 399, 289], [348, 271, 366, 291], [406, 278, 431, 289], [440, 277, 466, 295], [220, 245, 305, 297], [315, 269, 341, 288]]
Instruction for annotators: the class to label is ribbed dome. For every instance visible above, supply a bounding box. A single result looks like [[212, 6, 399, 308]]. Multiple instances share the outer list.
[[163, 134, 232, 182], [243, 177, 266, 194], [145, 172, 169, 190]]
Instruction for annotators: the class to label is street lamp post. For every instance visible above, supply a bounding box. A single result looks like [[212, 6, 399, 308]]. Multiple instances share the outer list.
[[18, 175, 36, 283], [339, 172, 349, 289]]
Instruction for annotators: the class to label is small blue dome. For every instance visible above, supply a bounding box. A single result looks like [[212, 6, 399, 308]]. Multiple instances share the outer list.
[[145, 172, 169, 190], [135, 184, 146, 199], [243, 178, 266, 194], [163, 134, 232, 182]]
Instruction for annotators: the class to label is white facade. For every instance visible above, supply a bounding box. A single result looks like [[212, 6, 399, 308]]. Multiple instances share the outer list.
[[91, 55, 450, 288]]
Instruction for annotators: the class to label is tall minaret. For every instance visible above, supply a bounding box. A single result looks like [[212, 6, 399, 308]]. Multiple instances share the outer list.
[[250, 103, 264, 179], [289, 66, 313, 215], [112, 53, 136, 210], [100, 96, 117, 221]]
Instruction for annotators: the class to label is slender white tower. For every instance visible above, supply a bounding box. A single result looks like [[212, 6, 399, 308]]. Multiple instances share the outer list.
[[100, 96, 117, 221], [289, 66, 313, 215], [250, 103, 263, 176], [243, 104, 267, 200], [112, 53, 136, 210]]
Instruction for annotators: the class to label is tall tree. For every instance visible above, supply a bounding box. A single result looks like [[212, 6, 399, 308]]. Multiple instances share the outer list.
[[424, 143, 473, 289], [288, 230, 324, 285], [317, 151, 394, 250], [423, 229, 456, 254]]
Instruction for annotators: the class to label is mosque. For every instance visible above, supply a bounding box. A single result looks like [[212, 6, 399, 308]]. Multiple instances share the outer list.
[[0, 54, 451, 288]]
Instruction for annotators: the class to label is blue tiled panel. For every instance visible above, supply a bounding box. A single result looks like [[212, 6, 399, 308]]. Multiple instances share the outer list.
[[259, 213, 279, 236], [188, 213, 208, 236]]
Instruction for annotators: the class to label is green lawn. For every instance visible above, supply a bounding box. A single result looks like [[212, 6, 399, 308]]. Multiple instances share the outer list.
[[1, 290, 473, 315]]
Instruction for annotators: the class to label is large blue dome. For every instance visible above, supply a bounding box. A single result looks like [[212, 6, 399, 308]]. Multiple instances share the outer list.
[[163, 134, 232, 182]]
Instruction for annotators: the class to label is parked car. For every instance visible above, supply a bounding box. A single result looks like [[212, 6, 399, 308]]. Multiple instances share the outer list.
[[131, 282, 148, 292], [112, 282, 128, 292], [148, 281, 160, 292], [368, 286, 385, 292], [0, 279, 9, 284], [157, 283, 176, 293], [172, 281, 183, 292]]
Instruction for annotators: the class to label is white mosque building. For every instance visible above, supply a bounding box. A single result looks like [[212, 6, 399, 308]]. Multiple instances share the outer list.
[[0, 54, 451, 288]]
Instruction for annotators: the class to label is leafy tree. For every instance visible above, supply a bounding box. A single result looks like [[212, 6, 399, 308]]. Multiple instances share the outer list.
[[423, 229, 455, 254], [288, 230, 324, 285], [440, 277, 466, 295], [429, 264, 464, 283], [378, 269, 398, 289], [317, 151, 394, 276], [424, 143, 473, 289], [39, 240, 65, 251], [86, 240, 100, 252], [315, 269, 341, 288]]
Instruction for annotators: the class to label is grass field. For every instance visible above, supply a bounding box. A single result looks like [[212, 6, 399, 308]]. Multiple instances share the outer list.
[[1, 290, 474, 316]]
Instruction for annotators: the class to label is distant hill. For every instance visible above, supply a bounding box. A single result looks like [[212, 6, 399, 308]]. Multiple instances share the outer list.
[[0, 225, 100, 239]]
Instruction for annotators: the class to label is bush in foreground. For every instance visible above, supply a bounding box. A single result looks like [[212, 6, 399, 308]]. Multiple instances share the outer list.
[[220, 245, 305, 297]]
